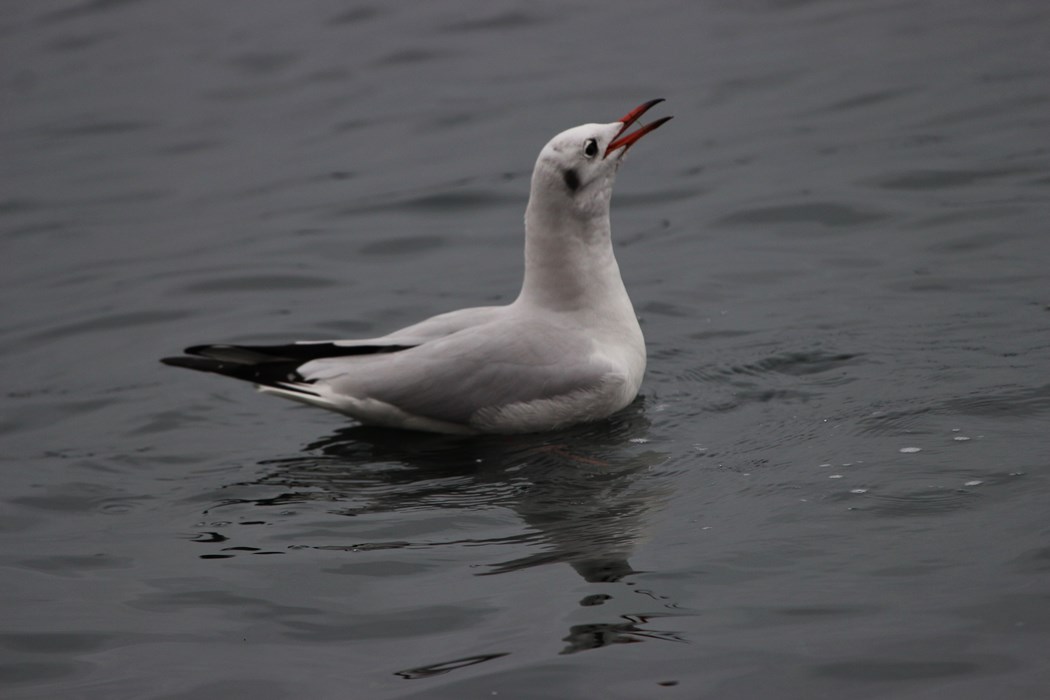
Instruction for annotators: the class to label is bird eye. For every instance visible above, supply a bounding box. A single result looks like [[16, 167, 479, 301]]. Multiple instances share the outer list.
[[583, 138, 599, 158]]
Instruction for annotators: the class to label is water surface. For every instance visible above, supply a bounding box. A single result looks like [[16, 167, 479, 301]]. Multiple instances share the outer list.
[[2, 1, 1049, 698]]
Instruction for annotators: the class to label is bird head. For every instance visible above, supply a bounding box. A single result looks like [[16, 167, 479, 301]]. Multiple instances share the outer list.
[[529, 99, 672, 222]]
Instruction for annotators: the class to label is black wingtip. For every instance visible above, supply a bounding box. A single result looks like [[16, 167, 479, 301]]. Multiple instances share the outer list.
[[161, 355, 210, 370], [179, 342, 416, 363], [160, 353, 320, 396], [185, 344, 224, 356], [162, 341, 419, 396], [160, 355, 248, 375]]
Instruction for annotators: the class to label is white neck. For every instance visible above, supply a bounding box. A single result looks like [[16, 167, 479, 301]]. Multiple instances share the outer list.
[[516, 197, 633, 318]]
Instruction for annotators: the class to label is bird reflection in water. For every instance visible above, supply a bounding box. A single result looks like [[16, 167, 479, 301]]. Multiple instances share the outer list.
[[229, 399, 686, 654]]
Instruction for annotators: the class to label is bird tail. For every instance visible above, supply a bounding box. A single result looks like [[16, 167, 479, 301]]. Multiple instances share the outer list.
[[160, 341, 415, 397]]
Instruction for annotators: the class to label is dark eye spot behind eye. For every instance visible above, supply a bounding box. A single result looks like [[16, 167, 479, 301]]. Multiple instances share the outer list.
[[563, 168, 580, 192]]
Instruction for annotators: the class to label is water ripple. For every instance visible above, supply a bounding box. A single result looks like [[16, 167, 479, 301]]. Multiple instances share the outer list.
[[182, 274, 335, 293], [873, 166, 1035, 191], [335, 188, 517, 216], [442, 11, 545, 33], [716, 202, 889, 229]]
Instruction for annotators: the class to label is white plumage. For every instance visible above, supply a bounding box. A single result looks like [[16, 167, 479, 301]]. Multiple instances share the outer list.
[[163, 100, 671, 434]]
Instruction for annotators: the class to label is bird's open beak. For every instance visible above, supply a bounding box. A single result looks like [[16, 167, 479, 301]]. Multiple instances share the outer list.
[[605, 98, 673, 158]]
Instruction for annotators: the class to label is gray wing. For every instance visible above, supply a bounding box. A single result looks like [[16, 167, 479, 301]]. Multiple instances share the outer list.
[[301, 306, 507, 349], [301, 317, 612, 424], [380, 305, 506, 343]]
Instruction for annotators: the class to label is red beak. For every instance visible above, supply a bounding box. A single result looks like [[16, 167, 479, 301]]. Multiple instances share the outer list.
[[605, 98, 672, 158]]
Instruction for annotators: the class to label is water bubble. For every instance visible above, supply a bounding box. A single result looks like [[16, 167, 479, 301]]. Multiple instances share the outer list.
[[850, 488, 868, 494], [964, 480, 983, 487], [953, 436, 971, 442], [829, 474, 844, 479], [899, 446, 922, 454]]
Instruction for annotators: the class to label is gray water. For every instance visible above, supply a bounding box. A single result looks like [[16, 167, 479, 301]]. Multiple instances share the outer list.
[[3, 1, 1049, 698]]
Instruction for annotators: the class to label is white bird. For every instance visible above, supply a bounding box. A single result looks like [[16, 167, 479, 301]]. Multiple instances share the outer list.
[[162, 99, 672, 434]]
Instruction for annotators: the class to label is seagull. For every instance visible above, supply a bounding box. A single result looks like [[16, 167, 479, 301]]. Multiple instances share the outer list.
[[162, 99, 672, 434]]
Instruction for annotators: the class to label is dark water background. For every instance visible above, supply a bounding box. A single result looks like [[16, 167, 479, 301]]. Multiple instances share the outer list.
[[3, 1, 1049, 698]]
